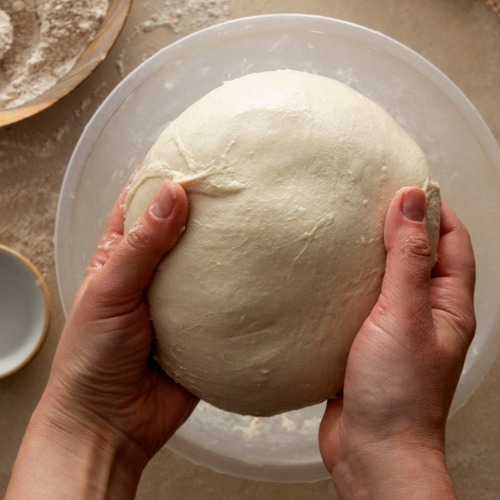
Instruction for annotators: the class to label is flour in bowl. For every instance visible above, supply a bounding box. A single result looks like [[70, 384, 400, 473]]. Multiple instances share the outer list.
[[0, 0, 108, 110]]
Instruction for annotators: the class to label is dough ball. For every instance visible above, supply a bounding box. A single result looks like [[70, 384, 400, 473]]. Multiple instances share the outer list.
[[125, 70, 440, 417]]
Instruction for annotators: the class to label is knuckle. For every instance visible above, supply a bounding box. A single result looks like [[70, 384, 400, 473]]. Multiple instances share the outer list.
[[126, 221, 152, 250], [401, 235, 432, 260], [451, 308, 477, 345], [91, 232, 121, 269]]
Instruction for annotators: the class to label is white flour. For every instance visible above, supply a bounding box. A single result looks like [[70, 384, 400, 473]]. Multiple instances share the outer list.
[[0, 0, 108, 110], [141, 0, 231, 34], [115, 0, 233, 77], [0, 8, 13, 59]]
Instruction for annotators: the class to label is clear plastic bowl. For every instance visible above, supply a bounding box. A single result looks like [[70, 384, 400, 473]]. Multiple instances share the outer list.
[[55, 15, 500, 482]]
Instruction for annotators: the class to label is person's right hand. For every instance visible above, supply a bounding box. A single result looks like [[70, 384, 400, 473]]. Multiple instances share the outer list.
[[319, 187, 476, 499]]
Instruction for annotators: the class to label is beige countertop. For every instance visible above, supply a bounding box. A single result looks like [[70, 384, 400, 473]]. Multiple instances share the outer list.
[[1, 1, 499, 498]]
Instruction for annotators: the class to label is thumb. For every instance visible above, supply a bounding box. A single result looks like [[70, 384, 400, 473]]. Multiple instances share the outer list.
[[378, 187, 434, 332], [86, 181, 188, 308]]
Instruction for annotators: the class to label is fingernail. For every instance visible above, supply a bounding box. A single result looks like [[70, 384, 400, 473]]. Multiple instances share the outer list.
[[150, 181, 177, 219], [402, 188, 426, 222]]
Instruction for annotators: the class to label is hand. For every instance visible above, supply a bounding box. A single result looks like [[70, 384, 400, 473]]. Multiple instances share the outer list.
[[319, 187, 476, 499], [7, 179, 196, 499]]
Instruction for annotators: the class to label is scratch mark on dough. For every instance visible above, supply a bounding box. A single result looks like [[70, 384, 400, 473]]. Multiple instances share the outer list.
[[279, 214, 336, 281]]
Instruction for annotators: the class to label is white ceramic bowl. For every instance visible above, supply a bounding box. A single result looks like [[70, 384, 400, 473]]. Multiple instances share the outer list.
[[0, 245, 50, 378], [55, 15, 500, 482]]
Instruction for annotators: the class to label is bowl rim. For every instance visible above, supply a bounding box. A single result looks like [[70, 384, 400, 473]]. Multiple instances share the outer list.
[[56, 13, 500, 205], [0, 244, 51, 378]]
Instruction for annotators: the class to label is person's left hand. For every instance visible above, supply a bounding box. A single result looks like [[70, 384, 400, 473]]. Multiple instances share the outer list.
[[6, 177, 196, 499]]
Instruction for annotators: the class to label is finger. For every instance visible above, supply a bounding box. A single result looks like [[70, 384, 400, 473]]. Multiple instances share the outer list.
[[430, 202, 476, 346], [320, 398, 343, 438], [432, 201, 475, 289], [87, 191, 127, 271], [86, 181, 188, 309], [87, 165, 142, 272], [72, 167, 143, 308], [319, 398, 343, 473], [378, 187, 434, 331]]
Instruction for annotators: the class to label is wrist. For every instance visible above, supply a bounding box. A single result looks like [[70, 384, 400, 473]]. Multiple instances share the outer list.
[[7, 396, 148, 500], [331, 440, 456, 500]]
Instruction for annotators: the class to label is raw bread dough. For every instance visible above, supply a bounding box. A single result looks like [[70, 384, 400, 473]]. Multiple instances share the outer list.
[[125, 70, 440, 416]]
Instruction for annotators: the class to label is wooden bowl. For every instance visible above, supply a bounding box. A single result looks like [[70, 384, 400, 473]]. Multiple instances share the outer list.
[[0, 0, 132, 127]]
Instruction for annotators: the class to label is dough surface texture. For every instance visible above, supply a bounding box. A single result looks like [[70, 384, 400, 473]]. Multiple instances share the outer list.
[[125, 70, 440, 416]]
